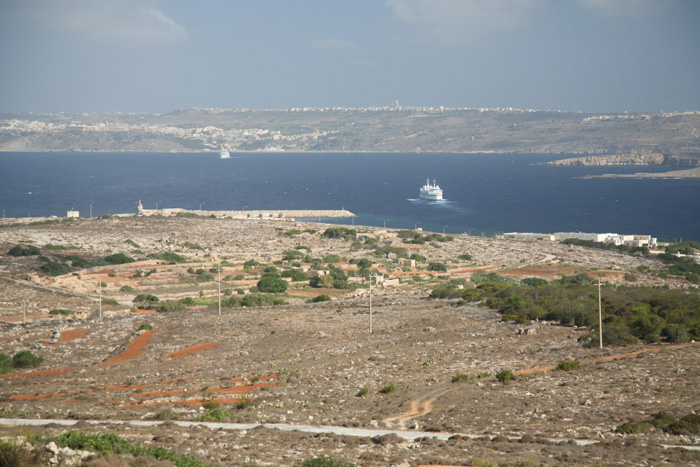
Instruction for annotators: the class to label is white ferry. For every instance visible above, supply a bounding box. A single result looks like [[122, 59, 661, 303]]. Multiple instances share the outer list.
[[219, 148, 230, 159], [420, 178, 443, 201]]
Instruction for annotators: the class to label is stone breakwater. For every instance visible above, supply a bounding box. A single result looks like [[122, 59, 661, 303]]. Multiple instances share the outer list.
[[138, 205, 355, 219]]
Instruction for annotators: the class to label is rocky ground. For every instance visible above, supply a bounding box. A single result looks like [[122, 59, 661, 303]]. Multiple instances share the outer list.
[[0, 217, 698, 466]]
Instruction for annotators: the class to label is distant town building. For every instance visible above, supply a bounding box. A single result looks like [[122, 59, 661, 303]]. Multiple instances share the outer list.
[[503, 231, 654, 247], [66, 210, 79, 218]]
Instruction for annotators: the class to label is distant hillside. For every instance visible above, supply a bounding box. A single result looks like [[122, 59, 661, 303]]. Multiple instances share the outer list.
[[1, 107, 699, 155]]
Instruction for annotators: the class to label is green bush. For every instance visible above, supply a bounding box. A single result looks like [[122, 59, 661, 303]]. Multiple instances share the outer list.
[[69, 257, 91, 268], [148, 252, 186, 263], [321, 227, 356, 239], [7, 245, 40, 256], [0, 437, 43, 467], [648, 411, 676, 429], [616, 422, 652, 434], [0, 354, 12, 374], [323, 254, 341, 264], [356, 388, 368, 398], [133, 294, 159, 303], [53, 431, 210, 467], [380, 384, 396, 394], [555, 360, 580, 371], [157, 301, 187, 313], [49, 309, 73, 315], [138, 324, 153, 331], [297, 456, 356, 467], [427, 262, 448, 272], [196, 407, 232, 422], [39, 261, 71, 276], [451, 373, 474, 383], [496, 370, 513, 384], [12, 350, 43, 369], [257, 275, 288, 293], [666, 420, 699, 435], [310, 294, 331, 303], [120, 285, 135, 293], [103, 253, 135, 265], [280, 269, 310, 281]]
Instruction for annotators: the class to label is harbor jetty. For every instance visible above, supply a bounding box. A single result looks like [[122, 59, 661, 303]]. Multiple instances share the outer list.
[[137, 200, 354, 220]]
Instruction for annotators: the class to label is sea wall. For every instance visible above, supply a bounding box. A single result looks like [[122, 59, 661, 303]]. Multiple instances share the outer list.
[[138, 206, 355, 219]]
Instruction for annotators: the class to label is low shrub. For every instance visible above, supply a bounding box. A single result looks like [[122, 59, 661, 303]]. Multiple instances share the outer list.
[[133, 294, 159, 303], [120, 285, 135, 293], [356, 388, 368, 398], [380, 384, 396, 394], [49, 309, 73, 315], [156, 301, 187, 313], [555, 359, 580, 371], [147, 252, 186, 263], [666, 420, 699, 435], [103, 253, 135, 265], [310, 294, 331, 303], [196, 407, 232, 422], [296, 456, 356, 467], [39, 261, 71, 276], [7, 245, 40, 256], [616, 421, 652, 434], [496, 370, 513, 384], [0, 437, 43, 467], [137, 324, 153, 331], [0, 354, 12, 374], [12, 350, 43, 369], [451, 373, 474, 383]]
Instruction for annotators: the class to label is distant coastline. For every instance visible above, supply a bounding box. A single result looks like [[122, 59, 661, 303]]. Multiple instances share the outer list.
[[540, 153, 700, 179], [2, 107, 699, 155]]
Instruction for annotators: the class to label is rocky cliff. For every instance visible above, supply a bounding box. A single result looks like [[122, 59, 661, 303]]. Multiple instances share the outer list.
[[541, 153, 700, 167]]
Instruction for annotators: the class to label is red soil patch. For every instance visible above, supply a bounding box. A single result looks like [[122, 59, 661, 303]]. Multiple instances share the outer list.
[[0, 368, 71, 379], [135, 309, 157, 315], [288, 289, 348, 297], [41, 343, 59, 348], [99, 329, 155, 366], [106, 384, 150, 391], [165, 343, 219, 359], [60, 329, 90, 341], [10, 393, 51, 400]]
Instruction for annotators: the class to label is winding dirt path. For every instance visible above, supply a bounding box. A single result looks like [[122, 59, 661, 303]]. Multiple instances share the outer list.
[[383, 385, 456, 429]]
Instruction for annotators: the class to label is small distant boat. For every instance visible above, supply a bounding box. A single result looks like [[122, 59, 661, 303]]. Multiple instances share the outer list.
[[419, 178, 443, 201], [219, 148, 230, 159]]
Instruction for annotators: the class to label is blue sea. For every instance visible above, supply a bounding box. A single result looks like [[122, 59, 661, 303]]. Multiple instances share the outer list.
[[0, 152, 698, 241]]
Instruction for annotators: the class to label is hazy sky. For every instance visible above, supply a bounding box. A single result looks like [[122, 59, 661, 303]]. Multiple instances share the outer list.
[[1, 0, 699, 114]]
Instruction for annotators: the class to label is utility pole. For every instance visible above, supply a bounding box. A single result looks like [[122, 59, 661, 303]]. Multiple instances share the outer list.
[[598, 277, 603, 350], [23, 298, 26, 324], [218, 263, 221, 316], [99, 281, 102, 318], [369, 276, 373, 334], [90, 202, 93, 218]]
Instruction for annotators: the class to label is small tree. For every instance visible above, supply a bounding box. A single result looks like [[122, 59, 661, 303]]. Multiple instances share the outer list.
[[257, 275, 288, 293]]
